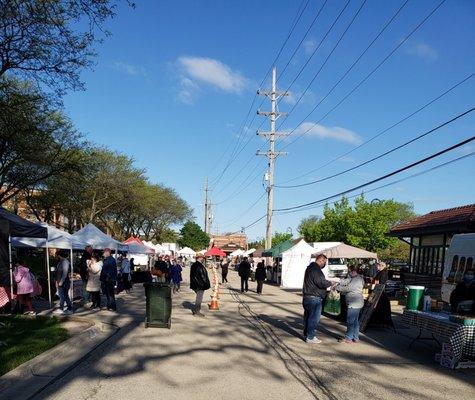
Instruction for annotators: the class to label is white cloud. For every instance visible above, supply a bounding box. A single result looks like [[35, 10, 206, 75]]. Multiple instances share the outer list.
[[458, 144, 474, 155], [113, 62, 146, 76], [406, 43, 438, 62], [294, 122, 362, 144], [303, 39, 317, 56], [178, 56, 248, 93], [178, 77, 200, 105]]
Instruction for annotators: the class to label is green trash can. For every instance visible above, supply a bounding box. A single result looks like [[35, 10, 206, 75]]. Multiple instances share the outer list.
[[406, 286, 425, 311], [144, 282, 172, 328]]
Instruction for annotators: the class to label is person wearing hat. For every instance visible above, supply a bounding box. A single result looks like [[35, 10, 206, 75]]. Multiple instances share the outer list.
[[189, 254, 210, 317], [100, 248, 117, 311]]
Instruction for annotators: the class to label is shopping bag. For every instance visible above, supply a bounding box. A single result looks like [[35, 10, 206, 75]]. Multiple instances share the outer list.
[[324, 290, 341, 316]]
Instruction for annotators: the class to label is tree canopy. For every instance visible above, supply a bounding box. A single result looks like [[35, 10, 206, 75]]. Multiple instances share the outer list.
[[178, 221, 210, 251], [298, 196, 416, 261]]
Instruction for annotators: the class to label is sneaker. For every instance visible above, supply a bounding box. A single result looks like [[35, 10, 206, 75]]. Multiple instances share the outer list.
[[306, 337, 322, 344], [352, 339, 359, 344]]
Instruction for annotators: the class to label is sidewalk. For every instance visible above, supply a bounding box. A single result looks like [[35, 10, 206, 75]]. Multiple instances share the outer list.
[[17, 271, 474, 400]]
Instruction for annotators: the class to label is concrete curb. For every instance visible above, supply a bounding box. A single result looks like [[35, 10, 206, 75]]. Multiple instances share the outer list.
[[0, 318, 120, 400]]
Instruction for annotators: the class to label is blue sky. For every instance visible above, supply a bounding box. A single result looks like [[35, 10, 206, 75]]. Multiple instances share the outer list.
[[63, 0, 475, 241]]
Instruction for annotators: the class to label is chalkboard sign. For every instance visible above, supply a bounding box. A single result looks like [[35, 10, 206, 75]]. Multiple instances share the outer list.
[[359, 284, 385, 332]]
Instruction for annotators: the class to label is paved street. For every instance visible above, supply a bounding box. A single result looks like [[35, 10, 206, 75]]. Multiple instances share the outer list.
[[34, 270, 474, 400]]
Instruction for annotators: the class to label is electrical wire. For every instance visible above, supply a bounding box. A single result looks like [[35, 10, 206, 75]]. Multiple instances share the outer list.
[[277, 0, 447, 152], [277, 71, 475, 184], [275, 106, 475, 188], [274, 135, 475, 212]]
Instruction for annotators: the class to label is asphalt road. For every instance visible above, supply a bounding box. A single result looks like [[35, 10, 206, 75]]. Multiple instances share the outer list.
[[34, 270, 475, 400]]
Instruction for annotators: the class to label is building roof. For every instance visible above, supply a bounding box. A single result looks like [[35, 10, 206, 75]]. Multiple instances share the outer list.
[[389, 204, 475, 237]]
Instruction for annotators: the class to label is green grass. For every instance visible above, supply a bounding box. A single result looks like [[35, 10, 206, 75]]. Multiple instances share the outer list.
[[0, 315, 69, 376]]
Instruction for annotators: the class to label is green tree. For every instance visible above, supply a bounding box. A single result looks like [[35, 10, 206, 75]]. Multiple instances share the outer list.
[[272, 232, 293, 247], [297, 195, 416, 260], [0, 0, 134, 94], [0, 78, 85, 206], [178, 221, 210, 251], [298, 216, 322, 243]]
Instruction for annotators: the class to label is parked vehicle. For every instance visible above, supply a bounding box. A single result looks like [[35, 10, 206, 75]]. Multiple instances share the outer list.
[[441, 233, 475, 304], [322, 258, 348, 281]]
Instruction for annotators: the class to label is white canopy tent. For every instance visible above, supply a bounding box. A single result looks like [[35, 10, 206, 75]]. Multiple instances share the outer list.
[[244, 248, 256, 256], [281, 239, 316, 289], [230, 249, 245, 257], [72, 223, 128, 252], [317, 243, 377, 259], [177, 247, 196, 256], [12, 222, 89, 308]]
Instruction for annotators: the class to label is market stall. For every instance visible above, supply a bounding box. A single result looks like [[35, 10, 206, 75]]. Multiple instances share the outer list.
[[280, 239, 315, 289], [0, 208, 48, 307], [11, 222, 88, 308], [403, 309, 475, 368], [123, 236, 155, 267], [72, 223, 128, 252]]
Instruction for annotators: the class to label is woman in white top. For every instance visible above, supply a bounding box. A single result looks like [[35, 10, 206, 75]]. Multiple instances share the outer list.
[[86, 255, 103, 309]]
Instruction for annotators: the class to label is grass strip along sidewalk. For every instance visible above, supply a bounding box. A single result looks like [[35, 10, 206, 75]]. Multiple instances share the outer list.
[[0, 315, 69, 376]]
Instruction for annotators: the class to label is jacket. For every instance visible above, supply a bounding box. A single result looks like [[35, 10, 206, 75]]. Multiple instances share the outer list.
[[337, 275, 365, 308], [101, 256, 118, 283], [238, 260, 251, 279], [190, 261, 210, 292], [255, 264, 266, 282], [86, 261, 102, 292], [170, 264, 183, 284], [302, 262, 332, 298], [56, 259, 71, 286], [14, 265, 35, 295]]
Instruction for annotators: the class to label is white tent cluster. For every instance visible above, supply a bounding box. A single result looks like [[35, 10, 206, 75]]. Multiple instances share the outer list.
[[281, 240, 378, 289]]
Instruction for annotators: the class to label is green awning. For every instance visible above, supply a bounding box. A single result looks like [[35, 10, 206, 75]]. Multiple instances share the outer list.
[[262, 240, 294, 258]]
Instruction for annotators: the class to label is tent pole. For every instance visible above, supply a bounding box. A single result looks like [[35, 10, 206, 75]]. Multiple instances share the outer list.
[[46, 244, 52, 309], [70, 247, 74, 313], [8, 234, 13, 303]]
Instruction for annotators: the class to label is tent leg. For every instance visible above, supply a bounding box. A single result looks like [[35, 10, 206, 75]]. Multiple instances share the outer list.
[[8, 235, 14, 305], [70, 247, 74, 313], [46, 245, 52, 309]]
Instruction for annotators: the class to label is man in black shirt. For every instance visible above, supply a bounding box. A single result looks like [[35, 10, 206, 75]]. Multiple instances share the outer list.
[[79, 245, 93, 304], [238, 257, 251, 292], [302, 254, 334, 344]]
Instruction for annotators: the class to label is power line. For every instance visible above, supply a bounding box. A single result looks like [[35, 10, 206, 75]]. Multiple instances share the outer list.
[[275, 106, 475, 188], [208, 0, 311, 188], [219, 192, 267, 229], [275, 151, 475, 215], [278, 0, 447, 152], [274, 135, 475, 212], [277, 0, 410, 131], [277, 71, 474, 184]]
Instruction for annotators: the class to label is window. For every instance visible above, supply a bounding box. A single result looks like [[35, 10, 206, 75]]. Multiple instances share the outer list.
[[467, 257, 473, 270], [448, 255, 458, 282], [455, 257, 466, 282]]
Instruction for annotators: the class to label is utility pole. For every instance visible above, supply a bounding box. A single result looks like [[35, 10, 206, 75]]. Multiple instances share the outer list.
[[204, 178, 211, 235], [257, 66, 288, 249]]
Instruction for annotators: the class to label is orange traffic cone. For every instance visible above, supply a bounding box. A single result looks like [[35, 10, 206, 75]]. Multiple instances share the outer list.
[[209, 296, 219, 310]]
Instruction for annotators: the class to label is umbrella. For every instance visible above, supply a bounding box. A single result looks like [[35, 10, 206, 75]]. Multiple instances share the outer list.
[[204, 247, 226, 257]]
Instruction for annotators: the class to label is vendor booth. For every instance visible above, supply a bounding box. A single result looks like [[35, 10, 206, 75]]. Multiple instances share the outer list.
[[0, 208, 48, 310], [11, 222, 89, 307], [281, 239, 316, 289], [72, 223, 128, 252], [123, 236, 155, 268]]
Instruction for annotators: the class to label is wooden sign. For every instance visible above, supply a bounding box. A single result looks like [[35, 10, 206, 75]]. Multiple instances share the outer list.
[[359, 284, 385, 332]]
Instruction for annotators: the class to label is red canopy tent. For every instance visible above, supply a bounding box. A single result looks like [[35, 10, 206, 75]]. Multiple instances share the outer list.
[[124, 236, 144, 245], [204, 247, 226, 257]]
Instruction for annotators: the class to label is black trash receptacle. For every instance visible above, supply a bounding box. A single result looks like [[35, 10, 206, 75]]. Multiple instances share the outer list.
[[144, 282, 172, 328]]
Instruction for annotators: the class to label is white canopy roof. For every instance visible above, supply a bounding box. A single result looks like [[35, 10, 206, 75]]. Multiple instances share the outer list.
[[281, 239, 316, 289], [230, 249, 245, 257], [72, 223, 128, 251], [197, 249, 207, 255], [244, 248, 256, 256], [12, 222, 88, 250], [315, 242, 377, 259], [126, 242, 155, 254], [177, 247, 196, 256]]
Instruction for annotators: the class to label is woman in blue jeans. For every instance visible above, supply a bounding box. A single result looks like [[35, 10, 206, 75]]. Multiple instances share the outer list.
[[337, 265, 364, 344]]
